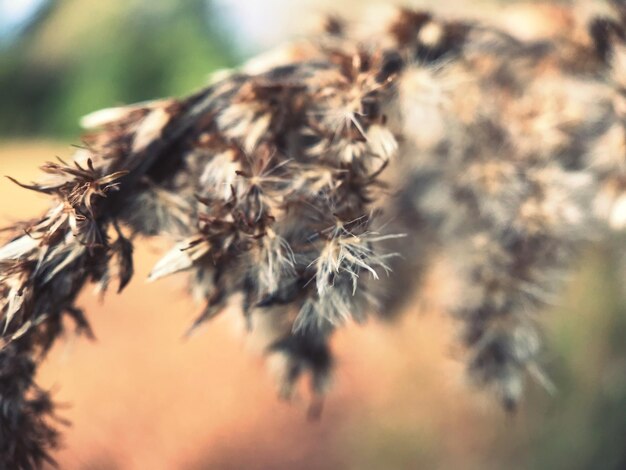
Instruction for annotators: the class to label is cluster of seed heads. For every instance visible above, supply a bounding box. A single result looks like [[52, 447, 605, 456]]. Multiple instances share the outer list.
[[3, 2, 626, 467]]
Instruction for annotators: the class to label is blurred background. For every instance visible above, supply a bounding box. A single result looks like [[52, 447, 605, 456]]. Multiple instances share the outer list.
[[2, 0, 626, 469]]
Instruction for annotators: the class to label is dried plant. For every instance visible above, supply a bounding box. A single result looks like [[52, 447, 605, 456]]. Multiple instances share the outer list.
[[4, 2, 626, 466]]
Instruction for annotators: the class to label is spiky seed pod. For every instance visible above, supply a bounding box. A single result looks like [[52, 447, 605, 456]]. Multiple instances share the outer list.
[[5, 2, 626, 466]]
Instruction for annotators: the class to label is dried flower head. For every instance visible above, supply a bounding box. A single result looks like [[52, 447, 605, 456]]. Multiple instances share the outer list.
[[3, 1, 626, 466]]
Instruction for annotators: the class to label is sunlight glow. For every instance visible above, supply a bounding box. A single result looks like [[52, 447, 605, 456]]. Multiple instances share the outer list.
[[0, 0, 46, 36]]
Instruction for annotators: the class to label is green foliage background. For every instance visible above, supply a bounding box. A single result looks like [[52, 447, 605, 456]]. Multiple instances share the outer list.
[[0, 0, 235, 138]]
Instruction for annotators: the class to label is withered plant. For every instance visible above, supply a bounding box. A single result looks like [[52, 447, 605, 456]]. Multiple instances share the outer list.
[[3, 2, 626, 467]]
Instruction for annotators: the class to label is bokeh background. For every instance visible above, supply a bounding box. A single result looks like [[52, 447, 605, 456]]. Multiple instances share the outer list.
[[2, 1, 626, 469]]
